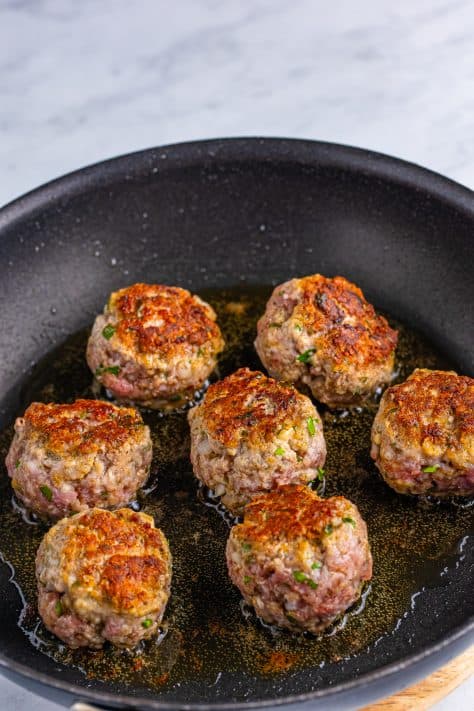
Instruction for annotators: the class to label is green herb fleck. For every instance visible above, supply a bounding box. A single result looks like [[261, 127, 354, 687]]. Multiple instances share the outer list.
[[296, 348, 316, 363], [422, 465, 439, 473], [311, 561, 322, 569], [95, 365, 120, 377], [54, 600, 63, 617], [274, 446, 285, 456], [141, 618, 153, 629], [269, 322, 282, 328], [169, 394, 183, 402], [39, 485, 53, 501], [242, 542, 252, 551], [307, 417, 316, 436], [388, 407, 398, 415], [243, 576, 252, 585], [197, 347, 204, 356], [324, 523, 333, 535], [293, 570, 318, 589], [317, 467, 325, 481], [102, 324, 116, 340], [15, 459, 21, 469], [286, 613, 298, 623], [294, 324, 303, 331], [343, 517, 356, 527]]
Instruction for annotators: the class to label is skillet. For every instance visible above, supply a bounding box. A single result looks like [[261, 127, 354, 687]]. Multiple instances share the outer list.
[[0, 137, 473, 709]]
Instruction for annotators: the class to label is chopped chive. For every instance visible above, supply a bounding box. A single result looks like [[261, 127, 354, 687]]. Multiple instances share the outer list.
[[169, 394, 182, 402], [286, 613, 298, 623], [274, 446, 285, 456], [243, 575, 252, 585], [317, 467, 325, 481], [141, 618, 153, 629], [296, 348, 316, 364], [39, 485, 53, 501], [242, 542, 252, 551], [422, 465, 439, 473], [294, 324, 303, 332], [343, 517, 356, 527], [307, 417, 316, 436], [388, 407, 398, 414], [95, 365, 120, 377], [293, 570, 318, 589], [311, 561, 322, 570], [324, 523, 333, 535], [101, 324, 116, 340], [54, 600, 63, 617], [15, 459, 21, 469]]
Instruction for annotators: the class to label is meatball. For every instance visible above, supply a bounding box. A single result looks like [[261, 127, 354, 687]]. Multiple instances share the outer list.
[[226, 485, 372, 633], [36, 508, 172, 649], [5, 399, 152, 520], [86, 283, 225, 409], [371, 369, 474, 496], [254, 274, 398, 408], [188, 368, 326, 514]]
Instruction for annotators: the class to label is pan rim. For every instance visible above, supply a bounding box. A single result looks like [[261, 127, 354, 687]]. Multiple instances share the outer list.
[[0, 136, 473, 708], [0, 619, 472, 709], [0, 136, 473, 223]]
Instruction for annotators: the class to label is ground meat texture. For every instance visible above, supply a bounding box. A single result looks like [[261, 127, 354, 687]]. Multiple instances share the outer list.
[[188, 368, 326, 514], [86, 283, 224, 409], [35, 508, 172, 649], [254, 274, 398, 408], [226, 485, 372, 633], [5, 400, 152, 520], [371, 369, 474, 496]]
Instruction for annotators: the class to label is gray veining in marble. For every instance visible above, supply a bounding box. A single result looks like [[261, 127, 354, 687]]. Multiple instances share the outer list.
[[0, 0, 473, 708]]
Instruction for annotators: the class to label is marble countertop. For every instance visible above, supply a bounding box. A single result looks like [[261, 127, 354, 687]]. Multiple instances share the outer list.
[[0, 0, 472, 709]]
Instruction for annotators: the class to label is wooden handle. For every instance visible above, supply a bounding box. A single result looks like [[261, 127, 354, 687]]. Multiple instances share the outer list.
[[360, 645, 474, 711]]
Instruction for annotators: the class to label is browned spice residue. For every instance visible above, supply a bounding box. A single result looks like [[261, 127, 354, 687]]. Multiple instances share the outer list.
[[259, 650, 300, 674]]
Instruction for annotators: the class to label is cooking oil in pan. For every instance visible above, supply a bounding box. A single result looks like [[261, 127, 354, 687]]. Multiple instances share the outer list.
[[0, 285, 472, 689]]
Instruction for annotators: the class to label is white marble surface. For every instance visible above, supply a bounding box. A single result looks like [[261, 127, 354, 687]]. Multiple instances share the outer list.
[[0, 0, 473, 708]]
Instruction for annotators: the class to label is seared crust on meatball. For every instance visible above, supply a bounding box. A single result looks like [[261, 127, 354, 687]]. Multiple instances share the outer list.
[[36, 508, 172, 648], [188, 368, 326, 514], [255, 274, 398, 407], [5, 400, 152, 520], [86, 283, 225, 409], [371, 369, 474, 496], [226, 485, 372, 633]]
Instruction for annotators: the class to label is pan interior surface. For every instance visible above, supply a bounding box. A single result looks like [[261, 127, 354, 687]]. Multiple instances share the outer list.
[[0, 138, 472, 708]]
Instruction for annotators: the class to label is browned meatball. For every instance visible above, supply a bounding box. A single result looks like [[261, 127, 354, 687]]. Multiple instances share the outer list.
[[86, 283, 225, 409], [226, 485, 372, 633], [371, 369, 474, 496], [36, 508, 172, 649], [188, 368, 326, 514], [255, 274, 398, 407], [5, 399, 152, 520]]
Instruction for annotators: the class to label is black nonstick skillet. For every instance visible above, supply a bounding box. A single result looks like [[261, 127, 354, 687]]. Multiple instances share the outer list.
[[0, 138, 472, 709]]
